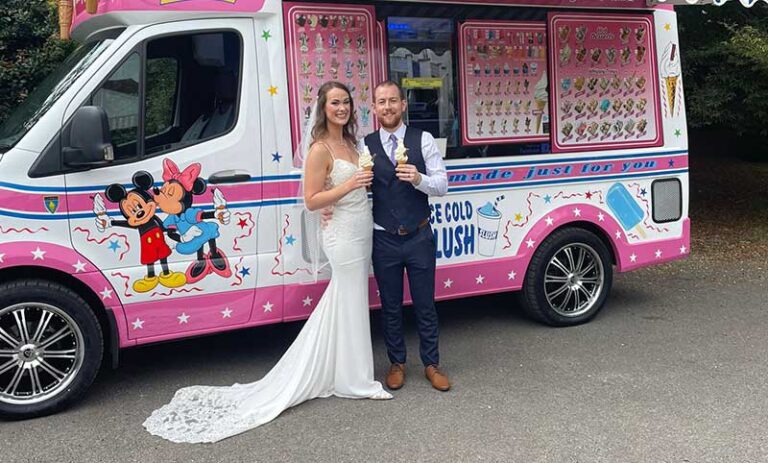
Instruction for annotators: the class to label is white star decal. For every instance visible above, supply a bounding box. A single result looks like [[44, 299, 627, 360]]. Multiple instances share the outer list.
[[630, 253, 637, 263], [597, 213, 605, 222], [572, 208, 581, 217], [132, 318, 144, 330], [72, 260, 87, 273], [31, 247, 46, 260], [177, 313, 190, 324], [302, 296, 313, 307], [443, 278, 453, 289], [680, 245, 687, 254], [507, 270, 517, 280], [100, 288, 113, 300], [376, 290, 380, 297], [475, 274, 485, 284], [655, 249, 663, 259], [615, 230, 622, 239], [0, 253, 5, 263], [545, 216, 554, 227], [263, 301, 274, 313], [525, 238, 536, 248], [221, 308, 233, 318]]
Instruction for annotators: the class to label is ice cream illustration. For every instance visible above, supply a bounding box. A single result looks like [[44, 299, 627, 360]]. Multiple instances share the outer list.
[[635, 75, 647, 93], [606, 48, 617, 65], [590, 48, 602, 65], [587, 77, 598, 93], [359, 145, 374, 171], [599, 78, 610, 93], [560, 44, 572, 66], [394, 138, 408, 165], [661, 43, 681, 115], [560, 100, 573, 114], [574, 100, 586, 115], [624, 118, 636, 135], [599, 98, 611, 114], [587, 99, 598, 114], [607, 183, 647, 238], [636, 98, 647, 114], [620, 46, 631, 66], [587, 122, 599, 138], [619, 27, 631, 44], [558, 25, 571, 43], [575, 46, 587, 64], [561, 122, 574, 138], [534, 72, 549, 133], [612, 120, 624, 135], [476, 197, 504, 257], [575, 26, 587, 44], [635, 27, 646, 43], [574, 76, 585, 92], [612, 98, 623, 113], [561, 77, 572, 94], [600, 121, 612, 136], [637, 118, 648, 134], [635, 45, 647, 64]]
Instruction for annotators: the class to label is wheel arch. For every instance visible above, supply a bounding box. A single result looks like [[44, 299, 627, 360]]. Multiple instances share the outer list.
[[0, 263, 122, 369]]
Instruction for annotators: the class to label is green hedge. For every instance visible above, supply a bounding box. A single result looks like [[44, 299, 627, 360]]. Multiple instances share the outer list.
[[0, 0, 75, 125]]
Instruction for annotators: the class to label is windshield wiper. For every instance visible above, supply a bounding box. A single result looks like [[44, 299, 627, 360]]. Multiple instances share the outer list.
[[0, 144, 13, 153]]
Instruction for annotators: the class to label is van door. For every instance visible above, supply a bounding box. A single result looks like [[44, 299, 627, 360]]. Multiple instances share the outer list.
[[64, 20, 261, 341]]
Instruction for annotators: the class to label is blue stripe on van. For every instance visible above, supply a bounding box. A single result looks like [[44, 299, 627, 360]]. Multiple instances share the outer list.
[[0, 150, 685, 192], [0, 169, 687, 221]]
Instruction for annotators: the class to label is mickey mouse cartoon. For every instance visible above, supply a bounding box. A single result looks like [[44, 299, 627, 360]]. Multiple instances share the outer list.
[[93, 171, 187, 293], [152, 159, 232, 283]]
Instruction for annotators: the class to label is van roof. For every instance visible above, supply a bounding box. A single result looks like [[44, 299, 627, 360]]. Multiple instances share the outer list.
[[71, 0, 667, 40]]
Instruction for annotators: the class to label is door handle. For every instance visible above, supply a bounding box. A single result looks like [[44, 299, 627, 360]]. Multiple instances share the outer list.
[[208, 170, 251, 184]]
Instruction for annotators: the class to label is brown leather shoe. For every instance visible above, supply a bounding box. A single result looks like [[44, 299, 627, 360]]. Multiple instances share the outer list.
[[425, 365, 450, 391], [386, 363, 405, 390]]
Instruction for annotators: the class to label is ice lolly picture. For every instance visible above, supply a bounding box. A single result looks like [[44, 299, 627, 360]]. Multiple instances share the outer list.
[[607, 183, 647, 238]]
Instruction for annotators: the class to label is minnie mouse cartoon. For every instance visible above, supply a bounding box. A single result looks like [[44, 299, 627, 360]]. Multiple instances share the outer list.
[[152, 159, 232, 283], [94, 171, 187, 293]]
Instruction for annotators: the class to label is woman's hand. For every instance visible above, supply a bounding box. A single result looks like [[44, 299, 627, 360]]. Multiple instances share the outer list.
[[343, 169, 374, 192]]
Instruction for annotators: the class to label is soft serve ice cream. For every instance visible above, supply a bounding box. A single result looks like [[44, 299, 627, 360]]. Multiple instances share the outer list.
[[358, 145, 373, 171], [394, 138, 408, 165]]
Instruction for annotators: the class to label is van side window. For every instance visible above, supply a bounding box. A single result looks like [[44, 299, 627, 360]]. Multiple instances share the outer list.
[[145, 31, 241, 156], [91, 53, 140, 160], [381, 6, 551, 159]]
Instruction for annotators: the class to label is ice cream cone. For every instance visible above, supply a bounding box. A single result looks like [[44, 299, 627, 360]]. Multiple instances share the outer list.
[[534, 99, 547, 133], [362, 166, 373, 172], [58, 0, 73, 40], [86, 0, 98, 14], [665, 76, 678, 115]]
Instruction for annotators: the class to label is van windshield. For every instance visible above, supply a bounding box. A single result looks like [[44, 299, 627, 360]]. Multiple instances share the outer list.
[[0, 38, 117, 153]]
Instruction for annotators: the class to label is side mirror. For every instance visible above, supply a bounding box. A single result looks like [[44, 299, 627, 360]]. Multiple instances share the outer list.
[[63, 106, 114, 169]]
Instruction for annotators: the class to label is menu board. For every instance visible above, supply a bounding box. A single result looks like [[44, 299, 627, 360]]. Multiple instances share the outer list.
[[459, 21, 549, 145], [548, 13, 663, 153], [284, 3, 378, 154]]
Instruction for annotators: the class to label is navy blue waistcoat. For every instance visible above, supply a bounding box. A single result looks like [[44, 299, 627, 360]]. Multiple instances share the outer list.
[[365, 127, 431, 234]]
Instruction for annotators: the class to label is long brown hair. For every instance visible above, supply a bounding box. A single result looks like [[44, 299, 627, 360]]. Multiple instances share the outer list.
[[311, 81, 358, 147]]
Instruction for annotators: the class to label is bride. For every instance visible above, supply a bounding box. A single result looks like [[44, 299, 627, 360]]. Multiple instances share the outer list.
[[143, 81, 392, 444]]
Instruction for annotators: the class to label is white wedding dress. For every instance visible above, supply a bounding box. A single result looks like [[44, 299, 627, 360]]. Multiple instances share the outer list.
[[143, 158, 390, 444]]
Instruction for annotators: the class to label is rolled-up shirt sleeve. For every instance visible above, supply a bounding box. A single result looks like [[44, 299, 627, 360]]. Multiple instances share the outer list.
[[414, 131, 448, 197]]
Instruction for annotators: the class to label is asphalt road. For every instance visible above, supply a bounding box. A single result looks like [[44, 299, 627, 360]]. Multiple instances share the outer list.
[[2, 259, 767, 463]]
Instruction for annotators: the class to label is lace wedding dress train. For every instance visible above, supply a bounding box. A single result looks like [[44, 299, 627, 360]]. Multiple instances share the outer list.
[[143, 159, 389, 443]]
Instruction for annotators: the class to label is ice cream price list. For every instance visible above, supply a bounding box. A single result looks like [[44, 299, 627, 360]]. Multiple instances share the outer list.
[[284, 3, 378, 153], [458, 21, 549, 146], [548, 13, 663, 153]]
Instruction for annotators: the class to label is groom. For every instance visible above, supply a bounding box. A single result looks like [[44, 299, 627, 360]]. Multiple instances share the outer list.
[[365, 81, 450, 392]]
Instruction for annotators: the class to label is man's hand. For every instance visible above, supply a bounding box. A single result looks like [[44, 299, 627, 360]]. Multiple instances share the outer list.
[[395, 164, 421, 186]]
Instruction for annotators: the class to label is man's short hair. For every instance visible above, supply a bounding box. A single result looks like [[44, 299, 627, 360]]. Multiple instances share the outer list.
[[374, 80, 406, 100]]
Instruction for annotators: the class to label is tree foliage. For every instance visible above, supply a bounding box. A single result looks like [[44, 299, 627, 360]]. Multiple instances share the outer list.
[[0, 0, 75, 125], [679, 3, 768, 145]]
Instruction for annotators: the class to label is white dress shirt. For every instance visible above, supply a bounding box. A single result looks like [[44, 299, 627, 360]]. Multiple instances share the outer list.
[[365, 124, 448, 230]]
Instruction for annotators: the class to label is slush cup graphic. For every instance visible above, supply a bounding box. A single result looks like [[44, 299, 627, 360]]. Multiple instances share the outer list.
[[476, 196, 504, 257]]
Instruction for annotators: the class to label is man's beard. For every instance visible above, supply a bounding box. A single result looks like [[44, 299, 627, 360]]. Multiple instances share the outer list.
[[378, 113, 402, 129]]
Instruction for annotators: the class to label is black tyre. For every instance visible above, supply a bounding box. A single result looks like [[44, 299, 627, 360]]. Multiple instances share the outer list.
[[0, 280, 103, 419], [521, 227, 613, 326]]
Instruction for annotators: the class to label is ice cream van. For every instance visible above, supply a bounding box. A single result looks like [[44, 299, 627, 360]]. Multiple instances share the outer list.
[[0, 0, 691, 418]]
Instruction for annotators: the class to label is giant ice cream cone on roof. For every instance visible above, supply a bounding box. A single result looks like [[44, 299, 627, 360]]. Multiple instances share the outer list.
[[661, 43, 681, 116], [58, 0, 73, 40]]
